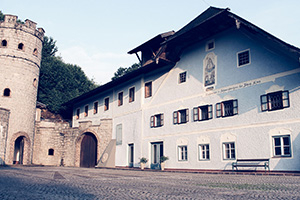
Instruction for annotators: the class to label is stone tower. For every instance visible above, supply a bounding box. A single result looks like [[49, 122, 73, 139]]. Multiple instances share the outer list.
[[0, 15, 44, 165]]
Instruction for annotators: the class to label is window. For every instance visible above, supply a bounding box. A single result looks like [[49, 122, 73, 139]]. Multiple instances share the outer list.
[[261, 91, 289, 112], [18, 43, 24, 50], [273, 135, 291, 157], [179, 72, 187, 84], [178, 146, 188, 161], [199, 144, 210, 160], [104, 97, 109, 111], [3, 88, 11, 97], [206, 40, 215, 51], [33, 78, 38, 87], [216, 99, 238, 118], [129, 87, 135, 103], [150, 114, 164, 128], [223, 142, 236, 160], [238, 50, 250, 67], [116, 124, 122, 145], [173, 109, 189, 124], [145, 81, 152, 98], [93, 102, 98, 114], [76, 108, 80, 119], [118, 92, 123, 106], [33, 48, 38, 56], [1, 40, 7, 47], [48, 149, 54, 156], [84, 105, 88, 117], [193, 105, 212, 121]]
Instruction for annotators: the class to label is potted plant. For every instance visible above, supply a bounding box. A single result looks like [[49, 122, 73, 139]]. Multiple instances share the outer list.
[[160, 156, 169, 171], [139, 157, 148, 170]]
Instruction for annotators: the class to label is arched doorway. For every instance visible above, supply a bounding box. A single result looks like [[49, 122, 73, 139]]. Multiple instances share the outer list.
[[80, 133, 97, 168], [14, 136, 25, 164]]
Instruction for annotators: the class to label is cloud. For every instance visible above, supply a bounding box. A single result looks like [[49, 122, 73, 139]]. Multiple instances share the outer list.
[[60, 46, 137, 85]]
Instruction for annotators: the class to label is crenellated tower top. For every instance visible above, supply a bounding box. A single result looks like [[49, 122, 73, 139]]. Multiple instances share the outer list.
[[0, 14, 44, 41]]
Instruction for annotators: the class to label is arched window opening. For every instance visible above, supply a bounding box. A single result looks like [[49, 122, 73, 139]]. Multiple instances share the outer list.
[[18, 43, 24, 50], [3, 88, 11, 97], [48, 149, 54, 156], [33, 48, 38, 56], [33, 78, 38, 87], [1, 40, 7, 47]]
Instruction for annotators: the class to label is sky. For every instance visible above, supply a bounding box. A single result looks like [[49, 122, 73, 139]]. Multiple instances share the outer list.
[[1, 0, 300, 85]]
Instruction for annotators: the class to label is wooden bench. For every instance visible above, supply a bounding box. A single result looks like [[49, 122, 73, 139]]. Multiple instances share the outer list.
[[232, 159, 270, 172]]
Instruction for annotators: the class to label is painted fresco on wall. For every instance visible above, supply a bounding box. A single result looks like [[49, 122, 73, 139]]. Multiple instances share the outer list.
[[203, 52, 217, 88]]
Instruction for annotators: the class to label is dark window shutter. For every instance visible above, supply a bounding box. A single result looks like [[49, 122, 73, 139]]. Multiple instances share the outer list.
[[193, 107, 198, 121], [261, 94, 268, 111], [173, 111, 178, 124], [216, 103, 221, 118]]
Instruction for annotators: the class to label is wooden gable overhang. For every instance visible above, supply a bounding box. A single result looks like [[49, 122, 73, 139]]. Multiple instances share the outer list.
[[128, 31, 175, 67]]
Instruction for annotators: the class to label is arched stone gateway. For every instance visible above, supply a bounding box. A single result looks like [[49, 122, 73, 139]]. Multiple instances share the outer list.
[[14, 136, 25, 164], [77, 132, 98, 168], [9, 132, 31, 165]]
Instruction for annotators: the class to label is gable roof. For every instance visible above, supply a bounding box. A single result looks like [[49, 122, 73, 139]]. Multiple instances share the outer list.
[[164, 6, 300, 62], [66, 6, 300, 106]]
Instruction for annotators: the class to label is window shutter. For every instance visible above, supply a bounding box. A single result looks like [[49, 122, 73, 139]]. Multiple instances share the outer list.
[[160, 114, 164, 126], [282, 91, 290, 108], [216, 103, 221, 118], [193, 107, 198, 121], [233, 99, 238, 115], [186, 109, 189, 122], [208, 105, 213, 119], [260, 94, 268, 111], [150, 116, 154, 128], [173, 111, 178, 124]]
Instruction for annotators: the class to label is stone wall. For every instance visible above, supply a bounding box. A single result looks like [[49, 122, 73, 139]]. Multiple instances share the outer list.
[[0, 108, 10, 165], [33, 119, 113, 167]]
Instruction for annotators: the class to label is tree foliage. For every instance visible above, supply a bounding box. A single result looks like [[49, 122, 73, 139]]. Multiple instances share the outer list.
[[0, 11, 4, 21], [38, 36, 97, 116], [112, 63, 141, 81]]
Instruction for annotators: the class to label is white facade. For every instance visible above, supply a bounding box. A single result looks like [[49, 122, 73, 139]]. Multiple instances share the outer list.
[[71, 7, 300, 171]]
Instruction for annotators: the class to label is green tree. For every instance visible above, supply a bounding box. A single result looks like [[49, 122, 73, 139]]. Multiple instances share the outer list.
[[112, 63, 140, 81], [38, 36, 97, 117], [0, 11, 4, 21]]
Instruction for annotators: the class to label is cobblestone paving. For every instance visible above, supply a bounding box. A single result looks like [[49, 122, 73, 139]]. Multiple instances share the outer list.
[[1, 166, 300, 199]]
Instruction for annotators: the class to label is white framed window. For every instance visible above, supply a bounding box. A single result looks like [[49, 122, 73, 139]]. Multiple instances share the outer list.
[[84, 105, 89, 117], [104, 97, 109, 111], [237, 49, 250, 67], [129, 87, 135, 103], [173, 109, 189, 124], [216, 99, 238, 118], [93, 101, 98, 114], [118, 92, 123, 106], [178, 145, 188, 161], [273, 135, 291, 157], [198, 144, 210, 160], [150, 113, 164, 128], [178, 71, 187, 84], [145, 81, 152, 98], [116, 124, 122, 145], [193, 105, 213, 121], [206, 40, 215, 51], [261, 90, 289, 112], [223, 142, 235, 160], [76, 108, 80, 119]]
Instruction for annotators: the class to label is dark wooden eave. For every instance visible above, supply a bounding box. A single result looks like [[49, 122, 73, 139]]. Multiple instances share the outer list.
[[164, 6, 300, 62]]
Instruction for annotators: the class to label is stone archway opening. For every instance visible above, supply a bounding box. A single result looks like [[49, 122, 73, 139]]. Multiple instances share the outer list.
[[13, 136, 25, 164], [80, 132, 97, 168]]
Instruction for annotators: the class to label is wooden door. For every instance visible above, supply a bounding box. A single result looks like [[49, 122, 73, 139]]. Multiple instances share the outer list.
[[80, 133, 97, 168]]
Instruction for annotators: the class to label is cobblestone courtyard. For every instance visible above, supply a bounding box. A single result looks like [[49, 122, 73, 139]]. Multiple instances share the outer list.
[[0, 166, 300, 199]]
